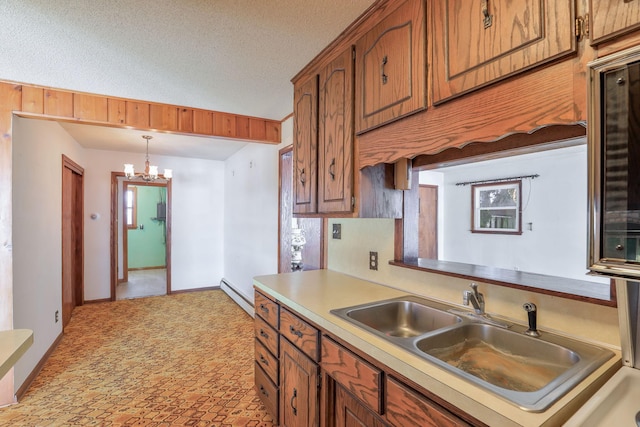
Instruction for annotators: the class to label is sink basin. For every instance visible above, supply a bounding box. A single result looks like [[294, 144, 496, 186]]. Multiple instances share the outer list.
[[331, 296, 615, 412], [416, 323, 614, 411], [331, 296, 462, 338], [417, 323, 578, 392]]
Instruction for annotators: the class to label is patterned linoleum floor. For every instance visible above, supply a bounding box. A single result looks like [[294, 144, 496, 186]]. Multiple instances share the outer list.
[[0, 290, 275, 426]]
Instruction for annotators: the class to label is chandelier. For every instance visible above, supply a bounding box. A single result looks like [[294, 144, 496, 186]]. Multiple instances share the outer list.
[[124, 135, 172, 181]]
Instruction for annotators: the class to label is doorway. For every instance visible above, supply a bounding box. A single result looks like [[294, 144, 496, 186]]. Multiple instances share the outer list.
[[61, 155, 84, 329], [418, 184, 438, 259], [110, 173, 172, 300]]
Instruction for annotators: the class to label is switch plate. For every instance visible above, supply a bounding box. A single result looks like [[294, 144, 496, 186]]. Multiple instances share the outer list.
[[332, 223, 341, 239], [369, 251, 378, 270]]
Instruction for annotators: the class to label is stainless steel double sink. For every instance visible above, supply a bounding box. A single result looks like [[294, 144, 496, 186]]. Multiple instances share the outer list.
[[330, 296, 614, 412]]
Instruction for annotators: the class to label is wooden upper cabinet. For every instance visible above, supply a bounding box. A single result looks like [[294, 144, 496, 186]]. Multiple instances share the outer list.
[[318, 47, 355, 214], [355, 0, 426, 134], [589, 0, 640, 46], [293, 75, 319, 214], [432, 0, 577, 104]]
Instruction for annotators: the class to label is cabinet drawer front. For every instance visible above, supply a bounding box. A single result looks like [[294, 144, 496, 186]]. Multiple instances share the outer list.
[[255, 362, 279, 422], [279, 308, 319, 361], [255, 291, 279, 329], [255, 316, 279, 357], [321, 337, 383, 414], [386, 377, 470, 427], [255, 339, 279, 385]]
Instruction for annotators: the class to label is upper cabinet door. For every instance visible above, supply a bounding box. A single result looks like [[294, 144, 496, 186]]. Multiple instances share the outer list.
[[293, 75, 319, 214], [318, 47, 355, 214], [589, 0, 640, 46], [355, 0, 426, 134], [432, 0, 577, 104]]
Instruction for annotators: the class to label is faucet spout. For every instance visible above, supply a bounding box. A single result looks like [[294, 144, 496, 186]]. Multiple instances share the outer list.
[[463, 283, 485, 315]]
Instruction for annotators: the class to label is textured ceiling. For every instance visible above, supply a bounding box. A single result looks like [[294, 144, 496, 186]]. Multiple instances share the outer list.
[[1, 0, 376, 159]]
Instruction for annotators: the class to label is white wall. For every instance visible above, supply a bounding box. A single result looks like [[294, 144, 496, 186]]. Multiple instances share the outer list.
[[12, 117, 226, 393], [12, 117, 86, 392], [222, 119, 291, 302]]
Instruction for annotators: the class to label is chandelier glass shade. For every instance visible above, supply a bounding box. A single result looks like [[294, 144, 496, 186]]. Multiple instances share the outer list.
[[124, 135, 172, 181]]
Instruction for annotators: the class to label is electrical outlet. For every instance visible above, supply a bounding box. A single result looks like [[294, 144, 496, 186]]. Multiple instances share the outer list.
[[332, 223, 341, 239], [55, 310, 59, 323], [369, 251, 378, 270]]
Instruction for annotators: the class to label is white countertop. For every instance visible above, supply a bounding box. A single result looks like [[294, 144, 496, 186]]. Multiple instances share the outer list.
[[254, 270, 622, 427], [0, 329, 33, 380]]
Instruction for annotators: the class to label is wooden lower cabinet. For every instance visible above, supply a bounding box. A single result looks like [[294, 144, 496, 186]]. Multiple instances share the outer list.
[[335, 384, 387, 427], [253, 290, 480, 427], [386, 377, 471, 427], [280, 338, 319, 427]]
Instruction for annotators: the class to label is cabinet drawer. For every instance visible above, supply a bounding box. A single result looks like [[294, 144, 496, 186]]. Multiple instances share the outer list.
[[255, 290, 279, 329], [386, 377, 470, 427], [321, 336, 383, 415], [255, 362, 279, 422], [255, 339, 279, 385], [279, 308, 319, 361], [255, 316, 279, 357]]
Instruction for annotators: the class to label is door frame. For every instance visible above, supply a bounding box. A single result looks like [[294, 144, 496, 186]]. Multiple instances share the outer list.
[[61, 155, 84, 326], [110, 172, 172, 301]]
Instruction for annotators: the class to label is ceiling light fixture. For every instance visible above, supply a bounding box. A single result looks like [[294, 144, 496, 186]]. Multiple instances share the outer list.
[[124, 135, 172, 181]]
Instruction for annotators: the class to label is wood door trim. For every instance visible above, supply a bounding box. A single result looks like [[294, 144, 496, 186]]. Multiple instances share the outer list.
[[111, 173, 172, 300], [61, 155, 84, 319]]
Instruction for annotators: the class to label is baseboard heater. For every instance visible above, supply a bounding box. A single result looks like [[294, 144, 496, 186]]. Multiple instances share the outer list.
[[220, 278, 254, 317]]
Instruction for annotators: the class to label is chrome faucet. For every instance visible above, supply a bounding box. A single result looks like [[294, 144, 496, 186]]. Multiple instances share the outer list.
[[463, 283, 485, 315]]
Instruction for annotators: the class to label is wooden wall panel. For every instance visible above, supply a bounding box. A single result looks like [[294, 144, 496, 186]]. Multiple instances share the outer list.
[[266, 121, 280, 142], [193, 109, 213, 134], [0, 83, 22, 406], [21, 86, 44, 114], [150, 104, 178, 131], [44, 90, 73, 117], [4, 80, 280, 143], [74, 94, 108, 121], [126, 101, 150, 128], [236, 116, 250, 139], [177, 108, 194, 132], [249, 118, 267, 141], [107, 99, 126, 124], [214, 112, 236, 137]]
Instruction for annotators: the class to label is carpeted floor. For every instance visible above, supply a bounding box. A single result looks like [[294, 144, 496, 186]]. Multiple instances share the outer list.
[[0, 290, 275, 426]]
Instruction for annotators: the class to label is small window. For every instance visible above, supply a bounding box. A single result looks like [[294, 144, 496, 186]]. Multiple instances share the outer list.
[[471, 180, 522, 234], [125, 186, 137, 229]]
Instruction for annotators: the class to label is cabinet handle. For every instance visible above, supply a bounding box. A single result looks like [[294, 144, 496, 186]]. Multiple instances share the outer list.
[[259, 384, 269, 398], [481, 0, 493, 29], [329, 158, 336, 181], [290, 388, 298, 415], [289, 325, 303, 339], [259, 303, 269, 315], [299, 168, 306, 186], [381, 55, 388, 84], [259, 329, 269, 340], [259, 354, 269, 365]]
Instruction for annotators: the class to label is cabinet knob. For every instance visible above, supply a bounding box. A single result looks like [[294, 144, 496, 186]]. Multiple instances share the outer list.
[[616, 244, 625, 251]]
